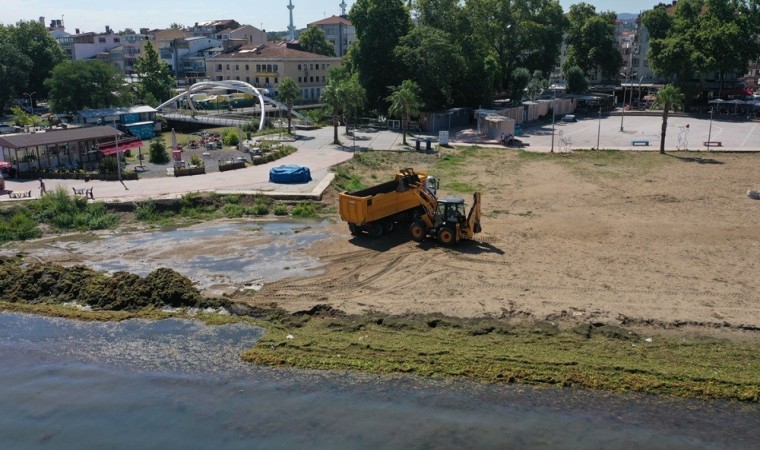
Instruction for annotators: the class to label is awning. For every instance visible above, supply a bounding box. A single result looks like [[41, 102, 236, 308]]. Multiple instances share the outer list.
[[124, 121, 155, 127], [100, 139, 144, 156]]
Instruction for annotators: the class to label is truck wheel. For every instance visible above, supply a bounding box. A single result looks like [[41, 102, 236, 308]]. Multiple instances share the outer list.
[[437, 226, 457, 246], [382, 221, 395, 234], [368, 222, 383, 238], [409, 220, 427, 242], [348, 223, 361, 236]]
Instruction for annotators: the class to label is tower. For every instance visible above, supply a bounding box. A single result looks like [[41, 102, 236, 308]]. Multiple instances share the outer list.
[[340, 1, 347, 16], [287, 0, 296, 41]]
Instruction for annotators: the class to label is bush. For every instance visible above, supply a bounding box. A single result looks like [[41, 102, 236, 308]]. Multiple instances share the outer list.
[[252, 203, 269, 216], [273, 204, 288, 216], [222, 203, 246, 218], [27, 187, 117, 231], [223, 128, 239, 146], [190, 154, 202, 166], [149, 139, 170, 164], [291, 202, 317, 218], [135, 201, 160, 221], [0, 211, 41, 243], [98, 155, 119, 175]]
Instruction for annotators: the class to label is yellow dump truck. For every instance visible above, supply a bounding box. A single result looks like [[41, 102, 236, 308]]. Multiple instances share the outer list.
[[339, 168, 438, 237]]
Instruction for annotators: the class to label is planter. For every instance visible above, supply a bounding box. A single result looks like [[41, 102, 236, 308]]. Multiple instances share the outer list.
[[174, 166, 206, 177], [218, 161, 246, 172]]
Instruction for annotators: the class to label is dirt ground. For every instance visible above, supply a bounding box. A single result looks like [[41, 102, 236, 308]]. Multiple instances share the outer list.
[[253, 149, 760, 336]]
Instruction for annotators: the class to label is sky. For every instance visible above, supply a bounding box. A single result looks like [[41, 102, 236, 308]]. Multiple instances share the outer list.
[[1, 1, 666, 35]]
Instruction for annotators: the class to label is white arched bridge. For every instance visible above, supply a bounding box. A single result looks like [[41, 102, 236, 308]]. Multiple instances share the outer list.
[[156, 80, 307, 130]]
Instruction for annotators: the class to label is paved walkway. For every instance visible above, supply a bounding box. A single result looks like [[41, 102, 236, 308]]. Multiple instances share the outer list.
[[2, 115, 758, 204]]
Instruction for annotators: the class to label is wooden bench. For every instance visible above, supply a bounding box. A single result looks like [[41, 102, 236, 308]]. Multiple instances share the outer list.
[[8, 190, 32, 199], [631, 140, 650, 146], [72, 187, 94, 199], [704, 141, 722, 147]]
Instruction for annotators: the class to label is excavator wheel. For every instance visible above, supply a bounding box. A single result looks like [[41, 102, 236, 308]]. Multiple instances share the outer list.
[[437, 226, 457, 246], [368, 222, 383, 238], [409, 220, 427, 242], [348, 223, 361, 236]]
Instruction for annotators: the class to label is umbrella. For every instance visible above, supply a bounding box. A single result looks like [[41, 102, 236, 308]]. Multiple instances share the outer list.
[[171, 128, 178, 150], [0, 161, 11, 168]]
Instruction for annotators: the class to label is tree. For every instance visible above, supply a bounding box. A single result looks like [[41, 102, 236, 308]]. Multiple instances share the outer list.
[[525, 70, 547, 102], [652, 84, 685, 154], [349, 0, 412, 109], [149, 139, 170, 164], [169, 23, 185, 30], [394, 25, 465, 110], [298, 27, 336, 56], [565, 65, 589, 94], [320, 70, 366, 144], [464, 0, 565, 93], [7, 21, 65, 101], [135, 41, 175, 105], [643, 0, 760, 90], [11, 106, 40, 130], [0, 26, 32, 113], [277, 77, 301, 134], [339, 74, 366, 135], [45, 61, 126, 113], [321, 81, 343, 144], [564, 3, 622, 80], [386, 80, 423, 146], [509, 67, 531, 104]]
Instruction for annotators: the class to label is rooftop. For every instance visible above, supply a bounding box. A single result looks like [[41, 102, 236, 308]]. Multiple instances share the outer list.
[[0, 126, 124, 149]]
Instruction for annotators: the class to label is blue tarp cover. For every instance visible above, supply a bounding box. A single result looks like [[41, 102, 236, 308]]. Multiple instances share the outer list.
[[269, 165, 312, 184]]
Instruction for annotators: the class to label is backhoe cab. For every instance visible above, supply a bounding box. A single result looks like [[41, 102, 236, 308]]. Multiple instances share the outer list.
[[409, 192, 482, 245]]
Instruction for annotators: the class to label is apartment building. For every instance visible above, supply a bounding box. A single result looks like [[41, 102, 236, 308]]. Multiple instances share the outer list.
[[307, 15, 355, 57], [209, 44, 341, 101]]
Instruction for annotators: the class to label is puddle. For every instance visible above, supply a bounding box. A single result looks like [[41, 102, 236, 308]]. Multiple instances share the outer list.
[[5, 219, 334, 290]]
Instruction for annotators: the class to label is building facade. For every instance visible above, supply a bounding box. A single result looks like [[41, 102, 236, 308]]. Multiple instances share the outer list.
[[209, 44, 341, 101], [307, 15, 355, 57]]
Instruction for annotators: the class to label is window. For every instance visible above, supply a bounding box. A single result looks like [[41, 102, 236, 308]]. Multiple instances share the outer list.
[[216, 64, 222, 71], [274, 65, 278, 72], [226, 64, 230, 70], [236, 76, 240, 80], [275, 77, 278, 84], [310, 76, 314, 83], [246, 76, 250, 82], [256, 64, 261, 71], [322, 76, 325, 82], [99, 37, 106, 43], [235, 64, 239, 70], [265, 77, 269, 84], [114, 37, 120, 43], [245, 64, 249, 70], [322, 64, 325, 70], [256, 77, 259, 84], [216, 76, 223, 81], [298, 64, 301, 70], [310, 64, 314, 70]]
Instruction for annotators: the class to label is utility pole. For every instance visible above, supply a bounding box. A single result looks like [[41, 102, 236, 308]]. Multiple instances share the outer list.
[[597, 106, 602, 150], [550, 82, 556, 153]]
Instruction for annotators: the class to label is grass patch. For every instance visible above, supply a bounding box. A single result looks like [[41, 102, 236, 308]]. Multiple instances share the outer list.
[[242, 312, 760, 402], [291, 202, 317, 218]]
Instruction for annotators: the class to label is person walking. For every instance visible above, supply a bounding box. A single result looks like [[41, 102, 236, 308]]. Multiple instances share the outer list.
[[39, 178, 46, 196]]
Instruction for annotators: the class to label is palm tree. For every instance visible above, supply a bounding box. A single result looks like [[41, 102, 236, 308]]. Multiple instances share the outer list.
[[386, 80, 423, 146], [652, 84, 685, 154], [321, 81, 342, 145], [276, 77, 300, 134]]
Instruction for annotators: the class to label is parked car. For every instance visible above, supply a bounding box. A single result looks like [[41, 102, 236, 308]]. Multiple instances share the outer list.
[[562, 114, 577, 122], [0, 173, 5, 191]]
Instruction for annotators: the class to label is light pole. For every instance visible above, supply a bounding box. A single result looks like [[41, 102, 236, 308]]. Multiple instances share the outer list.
[[596, 106, 602, 150], [550, 82, 556, 153], [637, 76, 644, 109], [707, 107, 714, 148], [619, 73, 627, 132], [23, 92, 36, 112]]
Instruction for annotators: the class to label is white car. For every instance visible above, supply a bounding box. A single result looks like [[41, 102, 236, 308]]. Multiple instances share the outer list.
[[562, 114, 577, 122]]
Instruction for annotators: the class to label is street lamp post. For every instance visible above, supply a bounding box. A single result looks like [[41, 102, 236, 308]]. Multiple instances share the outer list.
[[550, 82, 556, 153], [597, 106, 602, 150], [707, 107, 714, 148], [23, 92, 36, 112], [619, 73, 627, 132]]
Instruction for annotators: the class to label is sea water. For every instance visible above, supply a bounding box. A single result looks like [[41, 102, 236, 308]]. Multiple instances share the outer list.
[[0, 313, 758, 449]]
